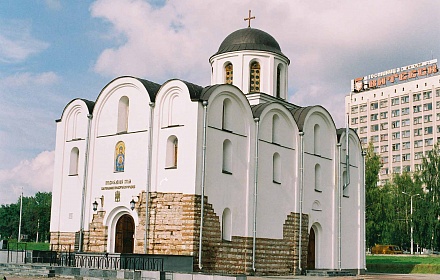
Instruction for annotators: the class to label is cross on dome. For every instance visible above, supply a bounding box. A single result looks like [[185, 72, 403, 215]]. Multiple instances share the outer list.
[[244, 10, 255, 28]]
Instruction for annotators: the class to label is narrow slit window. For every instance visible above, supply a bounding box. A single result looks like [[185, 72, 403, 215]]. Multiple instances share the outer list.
[[166, 136, 178, 168], [117, 96, 129, 133], [315, 164, 321, 192], [222, 208, 232, 241], [276, 64, 281, 98], [222, 139, 232, 174], [273, 153, 281, 184], [69, 147, 79, 175]]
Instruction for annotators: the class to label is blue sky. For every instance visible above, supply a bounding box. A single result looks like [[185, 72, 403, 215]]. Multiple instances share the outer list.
[[1, 0, 440, 204]]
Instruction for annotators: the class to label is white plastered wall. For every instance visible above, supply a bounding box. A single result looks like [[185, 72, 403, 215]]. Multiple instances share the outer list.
[[50, 99, 91, 233], [339, 130, 365, 270], [203, 85, 254, 238], [84, 77, 153, 235], [301, 107, 337, 269], [150, 80, 200, 194], [255, 103, 299, 238]]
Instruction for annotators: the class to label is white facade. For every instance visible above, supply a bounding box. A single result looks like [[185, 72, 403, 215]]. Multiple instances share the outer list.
[[345, 60, 440, 183], [51, 27, 365, 273]]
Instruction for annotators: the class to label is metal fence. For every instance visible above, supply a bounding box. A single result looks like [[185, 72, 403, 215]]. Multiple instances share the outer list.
[[53, 253, 164, 271], [7, 242, 27, 264]]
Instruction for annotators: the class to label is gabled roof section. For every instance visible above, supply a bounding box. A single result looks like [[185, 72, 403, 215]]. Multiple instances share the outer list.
[[251, 102, 276, 118], [56, 98, 95, 122], [290, 106, 313, 131], [160, 79, 205, 101], [199, 84, 243, 101], [81, 99, 95, 114], [134, 77, 161, 102], [182, 80, 205, 101]]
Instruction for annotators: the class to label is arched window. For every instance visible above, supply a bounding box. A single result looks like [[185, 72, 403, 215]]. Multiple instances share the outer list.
[[222, 98, 232, 131], [69, 147, 79, 176], [115, 141, 126, 172], [315, 164, 321, 191], [166, 136, 178, 168], [117, 96, 129, 133], [276, 64, 281, 98], [249, 61, 260, 93], [222, 139, 232, 174], [273, 153, 281, 184], [222, 208, 232, 241], [272, 114, 280, 144], [225, 63, 233, 85], [314, 124, 320, 155]]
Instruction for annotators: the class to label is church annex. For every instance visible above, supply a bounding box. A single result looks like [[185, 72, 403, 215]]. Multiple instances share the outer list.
[[50, 25, 366, 275]]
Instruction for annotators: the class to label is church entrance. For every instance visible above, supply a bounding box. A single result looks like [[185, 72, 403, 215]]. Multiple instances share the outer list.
[[114, 214, 135, 253], [307, 227, 316, 269]]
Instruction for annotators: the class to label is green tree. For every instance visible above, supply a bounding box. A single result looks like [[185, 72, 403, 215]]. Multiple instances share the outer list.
[[392, 172, 423, 251], [365, 142, 383, 248], [0, 192, 51, 242], [419, 143, 440, 250]]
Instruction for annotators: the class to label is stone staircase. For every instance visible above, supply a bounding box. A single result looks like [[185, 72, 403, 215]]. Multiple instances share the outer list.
[[306, 269, 356, 277], [0, 263, 55, 278]]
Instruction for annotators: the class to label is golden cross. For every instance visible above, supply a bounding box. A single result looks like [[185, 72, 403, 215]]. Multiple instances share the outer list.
[[244, 10, 255, 28]]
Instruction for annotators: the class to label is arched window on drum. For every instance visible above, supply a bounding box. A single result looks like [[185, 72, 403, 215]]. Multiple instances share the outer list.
[[225, 63, 233, 85], [249, 61, 260, 93]]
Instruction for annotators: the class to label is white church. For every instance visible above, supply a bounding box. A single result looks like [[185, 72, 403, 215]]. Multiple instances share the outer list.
[[50, 23, 366, 275]]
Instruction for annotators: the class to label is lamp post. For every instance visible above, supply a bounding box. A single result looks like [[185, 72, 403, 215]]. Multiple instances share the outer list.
[[402, 192, 420, 255]]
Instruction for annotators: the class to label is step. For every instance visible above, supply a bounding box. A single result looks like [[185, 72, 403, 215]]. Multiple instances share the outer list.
[[306, 269, 356, 277]]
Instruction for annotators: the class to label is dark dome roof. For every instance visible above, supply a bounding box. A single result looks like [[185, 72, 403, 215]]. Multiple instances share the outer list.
[[212, 28, 289, 63]]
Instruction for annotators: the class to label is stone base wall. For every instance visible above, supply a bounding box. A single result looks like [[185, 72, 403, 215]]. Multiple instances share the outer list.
[[50, 191, 309, 275], [49, 231, 76, 251], [83, 210, 108, 252], [199, 213, 309, 275]]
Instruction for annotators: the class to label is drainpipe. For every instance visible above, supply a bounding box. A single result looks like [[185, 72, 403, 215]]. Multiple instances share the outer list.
[[298, 131, 304, 273], [145, 102, 155, 253], [361, 150, 367, 273], [337, 143, 342, 271], [252, 117, 260, 273], [79, 113, 93, 252], [198, 101, 208, 270], [340, 117, 351, 270]]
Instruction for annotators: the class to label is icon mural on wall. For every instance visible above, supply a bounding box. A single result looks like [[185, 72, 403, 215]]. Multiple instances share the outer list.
[[115, 141, 125, 172]]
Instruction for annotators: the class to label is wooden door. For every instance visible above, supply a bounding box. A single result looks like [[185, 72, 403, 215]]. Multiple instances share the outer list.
[[307, 227, 315, 270], [114, 214, 134, 253]]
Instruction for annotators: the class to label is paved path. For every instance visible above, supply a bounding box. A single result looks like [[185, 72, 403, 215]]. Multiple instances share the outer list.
[[2, 274, 440, 280], [250, 274, 440, 280]]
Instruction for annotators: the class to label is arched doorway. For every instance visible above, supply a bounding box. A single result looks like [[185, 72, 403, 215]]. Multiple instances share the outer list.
[[307, 227, 316, 269], [114, 214, 135, 253]]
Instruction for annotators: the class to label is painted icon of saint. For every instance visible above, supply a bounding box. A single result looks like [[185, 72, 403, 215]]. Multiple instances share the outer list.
[[115, 142, 125, 172]]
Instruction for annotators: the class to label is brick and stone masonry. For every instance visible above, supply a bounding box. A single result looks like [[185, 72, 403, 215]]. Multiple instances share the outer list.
[[50, 191, 309, 275]]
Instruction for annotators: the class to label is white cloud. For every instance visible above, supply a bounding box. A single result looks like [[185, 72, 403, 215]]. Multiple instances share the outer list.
[[0, 151, 54, 205], [0, 71, 59, 89], [0, 19, 49, 63], [0, 71, 61, 170], [89, 0, 440, 127]]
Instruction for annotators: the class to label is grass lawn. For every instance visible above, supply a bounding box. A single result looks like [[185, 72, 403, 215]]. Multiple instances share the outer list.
[[367, 255, 440, 274], [6, 241, 50, 251]]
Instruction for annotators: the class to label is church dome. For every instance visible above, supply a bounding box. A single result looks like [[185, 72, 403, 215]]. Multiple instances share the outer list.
[[212, 28, 289, 62]]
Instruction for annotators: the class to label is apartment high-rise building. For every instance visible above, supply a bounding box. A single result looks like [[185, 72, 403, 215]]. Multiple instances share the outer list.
[[346, 59, 440, 184]]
